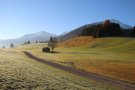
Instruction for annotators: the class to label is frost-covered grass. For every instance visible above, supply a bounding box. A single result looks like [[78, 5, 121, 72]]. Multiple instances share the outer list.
[[0, 50, 120, 90]]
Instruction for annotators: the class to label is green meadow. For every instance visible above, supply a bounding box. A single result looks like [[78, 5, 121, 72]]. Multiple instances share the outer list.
[[15, 37, 135, 84]]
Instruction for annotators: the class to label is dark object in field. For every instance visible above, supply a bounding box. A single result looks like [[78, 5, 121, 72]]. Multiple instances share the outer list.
[[42, 47, 50, 52]]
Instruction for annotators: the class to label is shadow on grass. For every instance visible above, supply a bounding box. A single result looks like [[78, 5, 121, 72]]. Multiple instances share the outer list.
[[43, 51, 104, 55], [62, 52, 105, 55], [50, 51, 104, 55], [50, 51, 61, 53]]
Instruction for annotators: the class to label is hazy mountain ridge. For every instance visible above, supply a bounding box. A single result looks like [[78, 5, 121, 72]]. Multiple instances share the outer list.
[[0, 31, 56, 47], [110, 19, 133, 29]]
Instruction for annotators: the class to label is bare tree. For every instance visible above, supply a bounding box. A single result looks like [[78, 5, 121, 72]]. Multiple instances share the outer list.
[[48, 36, 57, 52]]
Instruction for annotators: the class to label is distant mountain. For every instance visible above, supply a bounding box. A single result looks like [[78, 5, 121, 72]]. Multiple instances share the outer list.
[[59, 31, 69, 36], [57, 19, 134, 41], [57, 25, 86, 41], [110, 19, 132, 29], [0, 31, 56, 47]]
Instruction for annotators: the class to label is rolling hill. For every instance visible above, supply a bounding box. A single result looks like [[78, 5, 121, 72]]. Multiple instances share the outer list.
[[58, 36, 95, 47]]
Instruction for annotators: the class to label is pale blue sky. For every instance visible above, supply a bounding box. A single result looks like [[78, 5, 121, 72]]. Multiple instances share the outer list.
[[0, 0, 135, 39]]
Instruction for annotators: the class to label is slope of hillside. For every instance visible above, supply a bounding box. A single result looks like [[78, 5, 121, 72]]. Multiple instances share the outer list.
[[58, 36, 94, 47], [58, 36, 135, 53], [81, 37, 135, 53]]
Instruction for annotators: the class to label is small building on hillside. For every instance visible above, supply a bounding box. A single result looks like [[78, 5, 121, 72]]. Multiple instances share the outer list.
[[42, 47, 50, 53]]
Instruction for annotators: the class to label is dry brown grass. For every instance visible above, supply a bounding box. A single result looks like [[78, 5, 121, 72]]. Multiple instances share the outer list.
[[75, 60, 135, 83], [58, 36, 95, 47], [30, 49, 135, 84]]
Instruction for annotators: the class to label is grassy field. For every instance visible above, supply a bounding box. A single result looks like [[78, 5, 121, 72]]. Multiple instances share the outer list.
[[15, 37, 135, 84], [0, 49, 119, 90]]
